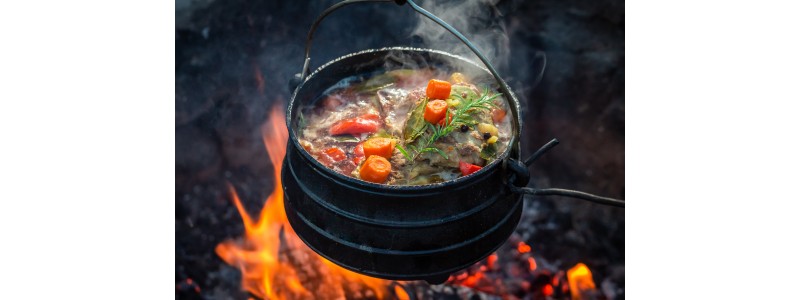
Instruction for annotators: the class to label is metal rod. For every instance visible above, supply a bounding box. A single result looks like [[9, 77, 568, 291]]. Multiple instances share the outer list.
[[515, 186, 625, 208], [524, 138, 560, 166], [301, 0, 395, 80], [405, 0, 513, 98]]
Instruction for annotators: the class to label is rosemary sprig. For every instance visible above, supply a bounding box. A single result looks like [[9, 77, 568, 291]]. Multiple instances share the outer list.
[[399, 88, 500, 161]]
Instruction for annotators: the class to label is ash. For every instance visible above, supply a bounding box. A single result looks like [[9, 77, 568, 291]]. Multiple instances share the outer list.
[[176, 0, 623, 299]]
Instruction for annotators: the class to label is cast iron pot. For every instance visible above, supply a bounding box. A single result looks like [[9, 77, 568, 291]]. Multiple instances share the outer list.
[[281, 0, 537, 284]]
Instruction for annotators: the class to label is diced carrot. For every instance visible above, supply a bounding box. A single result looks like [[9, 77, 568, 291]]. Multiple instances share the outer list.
[[324, 147, 346, 162], [459, 161, 482, 176], [329, 113, 381, 135], [426, 79, 452, 100], [424, 100, 448, 124], [492, 108, 506, 122], [359, 155, 392, 183], [362, 137, 395, 159]]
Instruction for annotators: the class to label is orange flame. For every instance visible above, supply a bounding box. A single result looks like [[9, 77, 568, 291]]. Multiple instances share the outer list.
[[393, 284, 411, 300], [215, 104, 388, 299], [567, 263, 597, 300]]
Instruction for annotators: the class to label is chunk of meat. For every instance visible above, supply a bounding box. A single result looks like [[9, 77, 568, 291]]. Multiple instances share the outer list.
[[378, 88, 421, 135], [419, 131, 484, 168]]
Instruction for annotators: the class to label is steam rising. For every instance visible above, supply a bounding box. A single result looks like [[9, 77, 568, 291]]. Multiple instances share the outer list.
[[409, 0, 510, 72]]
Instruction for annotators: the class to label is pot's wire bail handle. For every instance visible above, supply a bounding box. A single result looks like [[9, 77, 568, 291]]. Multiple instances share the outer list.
[[297, 0, 514, 91], [507, 139, 626, 208], [295, 0, 530, 159]]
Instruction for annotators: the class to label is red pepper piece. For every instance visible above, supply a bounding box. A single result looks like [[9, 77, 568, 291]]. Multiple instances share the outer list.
[[352, 142, 365, 165], [329, 113, 382, 135], [459, 161, 482, 176], [324, 147, 346, 162]]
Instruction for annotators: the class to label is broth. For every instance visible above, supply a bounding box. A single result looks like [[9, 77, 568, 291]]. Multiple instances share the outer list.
[[297, 68, 511, 185]]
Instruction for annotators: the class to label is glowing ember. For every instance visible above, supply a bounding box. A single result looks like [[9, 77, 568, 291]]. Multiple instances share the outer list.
[[542, 284, 554, 297], [527, 257, 537, 271], [567, 263, 597, 300], [215, 104, 388, 299], [517, 241, 532, 253], [486, 253, 498, 269]]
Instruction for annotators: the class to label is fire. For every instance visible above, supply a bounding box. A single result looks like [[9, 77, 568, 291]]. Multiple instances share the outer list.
[[215, 104, 388, 299], [567, 263, 597, 300], [527, 257, 537, 271], [517, 241, 531, 253]]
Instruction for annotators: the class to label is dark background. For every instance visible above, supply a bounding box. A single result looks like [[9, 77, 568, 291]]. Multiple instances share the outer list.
[[176, 0, 623, 298]]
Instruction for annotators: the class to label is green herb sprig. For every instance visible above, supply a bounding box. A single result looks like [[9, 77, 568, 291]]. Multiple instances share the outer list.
[[398, 88, 500, 161]]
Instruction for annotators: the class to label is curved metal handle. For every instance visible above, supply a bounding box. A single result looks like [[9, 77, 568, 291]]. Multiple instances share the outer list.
[[300, 0, 397, 81], [299, 0, 544, 162], [299, 0, 538, 99], [506, 138, 626, 208]]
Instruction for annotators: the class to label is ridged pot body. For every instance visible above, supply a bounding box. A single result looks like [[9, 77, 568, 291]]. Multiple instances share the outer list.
[[283, 48, 523, 282]]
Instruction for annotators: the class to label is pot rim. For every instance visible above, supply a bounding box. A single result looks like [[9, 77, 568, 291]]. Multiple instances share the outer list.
[[286, 47, 521, 191]]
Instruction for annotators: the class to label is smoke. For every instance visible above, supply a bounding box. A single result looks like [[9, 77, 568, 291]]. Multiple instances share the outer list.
[[408, 0, 510, 73]]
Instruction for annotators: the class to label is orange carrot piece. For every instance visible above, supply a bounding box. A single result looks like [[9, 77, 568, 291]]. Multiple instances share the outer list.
[[359, 155, 392, 183], [424, 99, 448, 124], [425, 79, 452, 100], [362, 137, 395, 159]]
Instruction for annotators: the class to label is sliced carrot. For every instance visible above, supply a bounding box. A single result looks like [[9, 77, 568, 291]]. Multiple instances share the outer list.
[[426, 79, 452, 100], [329, 113, 381, 135], [359, 155, 392, 183], [424, 99, 448, 124], [492, 108, 506, 122], [324, 147, 346, 162], [362, 137, 395, 159]]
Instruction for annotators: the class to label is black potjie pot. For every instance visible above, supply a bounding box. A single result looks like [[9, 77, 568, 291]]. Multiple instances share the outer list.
[[281, 0, 536, 284]]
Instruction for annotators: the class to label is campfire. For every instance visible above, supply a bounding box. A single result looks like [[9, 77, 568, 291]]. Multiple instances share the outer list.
[[216, 105, 388, 299], [213, 104, 601, 300], [175, 0, 624, 299]]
